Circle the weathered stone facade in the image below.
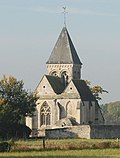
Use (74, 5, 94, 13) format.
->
(46, 126, 91, 139)
(26, 26, 104, 137)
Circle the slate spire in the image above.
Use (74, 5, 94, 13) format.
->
(46, 27, 82, 65)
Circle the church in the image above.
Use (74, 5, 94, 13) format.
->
(26, 26, 104, 137)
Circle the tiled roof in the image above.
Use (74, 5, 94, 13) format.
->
(73, 80, 96, 101)
(45, 74, 97, 102)
(45, 75, 65, 94)
(46, 27, 82, 65)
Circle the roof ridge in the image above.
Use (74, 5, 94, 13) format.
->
(66, 28, 82, 65)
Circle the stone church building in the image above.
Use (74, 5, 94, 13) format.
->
(26, 26, 104, 137)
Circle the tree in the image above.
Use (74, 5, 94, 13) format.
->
(85, 80, 108, 101)
(0, 75, 37, 139)
(101, 101, 120, 125)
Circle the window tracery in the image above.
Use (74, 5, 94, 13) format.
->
(40, 102, 51, 126)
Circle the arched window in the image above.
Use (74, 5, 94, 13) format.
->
(40, 102, 51, 126)
(61, 71, 68, 86)
(66, 101, 72, 117)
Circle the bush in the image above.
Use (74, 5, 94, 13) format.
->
(0, 123, 31, 140)
(0, 142, 10, 152)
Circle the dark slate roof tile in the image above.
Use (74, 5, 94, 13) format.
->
(46, 27, 82, 65)
(46, 75, 65, 94)
(73, 80, 96, 101)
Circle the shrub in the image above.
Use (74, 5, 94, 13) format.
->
(92, 142, 111, 149)
(0, 142, 9, 152)
(0, 123, 31, 140)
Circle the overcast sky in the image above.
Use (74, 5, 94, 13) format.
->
(0, 0, 120, 104)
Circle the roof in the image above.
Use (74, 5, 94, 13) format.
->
(39, 75, 97, 102)
(45, 76, 97, 101)
(46, 27, 82, 65)
(73, 80, 96, 101)
(45, 75, 65, 94)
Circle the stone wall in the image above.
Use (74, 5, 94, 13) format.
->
(45, 125, 90, 139)
(45, 125, 120, 139)
(90, 125, 120, 139)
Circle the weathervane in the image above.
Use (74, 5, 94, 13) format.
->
(62, 7, 68, 27)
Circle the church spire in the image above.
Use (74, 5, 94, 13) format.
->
(46, 10, 82, 80)
(46, 27, 82, 65)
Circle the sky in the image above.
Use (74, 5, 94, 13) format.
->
(0, 0, 120, 104)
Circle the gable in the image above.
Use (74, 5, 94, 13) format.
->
(35, 75, 55, 96)
(63, 80, 80, 97)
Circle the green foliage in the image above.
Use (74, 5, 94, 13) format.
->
(85, 80, 108, 101)
(91, 85, 108, 101)
(0, 123, 31, 140)
(0, 141, 10, 152)
(0, 75, 37, 139)
(101, 101, 120, 125)
(0, 139, 15, 152)
(0, 75, 37, 124)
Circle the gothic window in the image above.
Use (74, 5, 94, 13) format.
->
(40, 102, 51, 126)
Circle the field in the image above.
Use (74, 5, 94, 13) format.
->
(0, 139, 120, 158)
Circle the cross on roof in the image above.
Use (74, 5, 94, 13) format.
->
(62, 7, 68, 27)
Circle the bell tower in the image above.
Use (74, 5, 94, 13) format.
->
(46, 27, 82, 84)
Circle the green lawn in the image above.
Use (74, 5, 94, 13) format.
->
(0, 139, 120, 158)
(0, 149, 120, 158)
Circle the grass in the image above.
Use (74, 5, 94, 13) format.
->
(0, 149, 120, 158)
(0, 139, 120, 158)
(12, 139, 120, 151)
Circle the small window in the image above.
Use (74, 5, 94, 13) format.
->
(70, 87, 72, 90)
(43, 86, 45, 88)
